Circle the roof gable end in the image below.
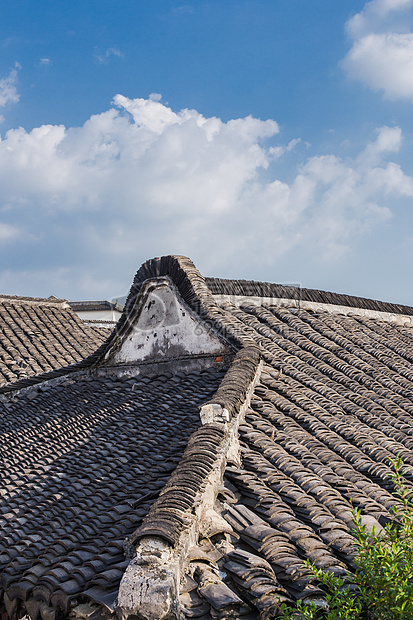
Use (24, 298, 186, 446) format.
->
(101, 276, 230, 367)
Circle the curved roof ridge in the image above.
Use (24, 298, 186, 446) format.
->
(126, 345, 262, 548)
(104, 255, 260, 358)
(206, 276, 413, 316)
(127, 255, 216, 314)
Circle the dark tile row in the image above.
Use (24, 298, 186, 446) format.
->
(0, 367, 225, 620)
(180, 302, 413, 618)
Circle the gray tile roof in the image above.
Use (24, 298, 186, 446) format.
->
(0, 367, 225, 619)
(2, 255, 413, 620)
(0, 295, 111, 387)
(124, 273, 413, 618)
(211, 303, 413, 617)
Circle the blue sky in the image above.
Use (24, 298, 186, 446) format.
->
(1, 0, 413, 304)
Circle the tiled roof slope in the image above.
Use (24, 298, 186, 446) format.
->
(0, 367, 225, 620)
(174, 301, 413, 618)
(0, 295, 110, 387)
(3, 256, 413, 620)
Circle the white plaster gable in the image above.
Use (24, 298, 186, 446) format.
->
(107, 277, 228, 365)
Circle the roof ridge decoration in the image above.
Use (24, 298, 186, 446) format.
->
(121, 256, 261, 352)
(99, 276, 231, 373)
(0, 256, 225, 393)
(116, 346, 263, 620)
(0, 256, 261, 393)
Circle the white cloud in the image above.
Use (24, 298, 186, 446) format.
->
(95, 47, 124, 63)
(343, 33, 413, 100)
(0, 96, 411, 297)
(357, 125, 402, 165)
(39, 58, 51, 66)
(0, 222, 21, 241)
(346, 0, 412, 39)
(172, 5, 194, 15)
(342, 0, 413, 101)
(0, 63, 20, 107)
(106, 47, 123, 58)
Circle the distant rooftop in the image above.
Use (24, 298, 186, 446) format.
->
(0, 293, 69, 306)
(0, 293, 111, 386)
(68, 300, 124, 312)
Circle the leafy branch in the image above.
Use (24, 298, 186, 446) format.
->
(275, 457, 413, 619)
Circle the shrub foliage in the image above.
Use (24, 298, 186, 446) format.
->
(277, 457, 413, 619)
